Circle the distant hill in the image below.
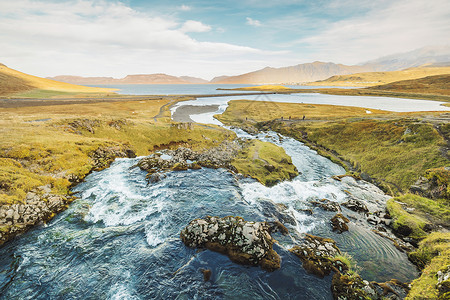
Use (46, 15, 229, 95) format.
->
(367, 74, 450, 96)
(179, 76, 209, 84)
(0, 64, 115, 97)
(210, 61, 374, 84)
(363, 45, 450, 71)
(49, 74, 208, 85)
(305, 66, 450, 87)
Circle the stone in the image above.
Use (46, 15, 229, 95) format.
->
(311, 199, 341, 212)
(180, 216, 280, 271)
(201, 269, 212, 282)
(290, 234, 342, 278)
(330, 214, 349, 233)
(342, 198, 369, 213)
(367, 215, 380, 225)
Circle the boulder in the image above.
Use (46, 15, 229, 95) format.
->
(311, 199, 341, 212)
(330, 214, 349, 233)
(342, 198, 369, 213)
(180, 216, 280, 271)
(290, 234, 343, 277)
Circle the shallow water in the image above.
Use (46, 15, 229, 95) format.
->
(171, 93, 449, 121)
(86, 84, 356, 95)
(0, 129, 418, 299)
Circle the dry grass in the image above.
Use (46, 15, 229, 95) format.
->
(0, 64, 116, 97)
(216, 100, 391, 125)
(0, 99, 233, 205)
(306, 66, 450, 87)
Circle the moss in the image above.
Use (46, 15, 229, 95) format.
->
(386, 198, 429, 240)
(396, 194, 450, 225)
(407, 233, 450, 300)
(231, 139, 298, 186)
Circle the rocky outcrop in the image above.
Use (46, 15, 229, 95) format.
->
(137, 141, 241, 180)
(289, 234, 345, 277)
(1, 144, 136, 246)
(180, 216, 281, 271)
(342, 198, 369, 213)
(437, 265, 450, 299)
(0, 185, 74, 246)
(291, 234, 408, 300)
(330, 214, 349, 233)
(410, 167, 450, 200)
(67, 119, 100, 134)
(91, 145, 136, 172)
(311, 198, 341, 212)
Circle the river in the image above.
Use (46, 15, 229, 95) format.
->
(0, 122, 418, 299)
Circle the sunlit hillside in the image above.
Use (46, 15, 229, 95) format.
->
(307, 66, 450, 87)
(0, 64, 116, 97)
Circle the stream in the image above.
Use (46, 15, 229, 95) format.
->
(0, 104, 419, 299)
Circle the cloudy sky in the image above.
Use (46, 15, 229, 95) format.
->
(0, 0, 449, 79)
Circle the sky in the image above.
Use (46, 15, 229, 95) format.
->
(0, 0, 449, 80)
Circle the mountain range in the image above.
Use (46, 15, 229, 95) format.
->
(42, 45, 450, 85)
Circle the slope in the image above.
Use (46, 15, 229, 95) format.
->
(306, 66, 450, 87)
(0, 64, 116, 97)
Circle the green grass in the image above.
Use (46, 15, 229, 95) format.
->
(406, 232, 450, 299)
(396, 194, 450, 225)
(386, 198, 429, 240)
(231, 139, 298, 186)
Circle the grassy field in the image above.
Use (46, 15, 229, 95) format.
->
(216, 100, 390, 125)
(0, 64, 116, 97)
(305, 66, 450, 87)
(0, 99, 233, 205)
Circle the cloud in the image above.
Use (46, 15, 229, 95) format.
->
(180, 20, 211, 33)
(294, 0, 450, 63)
(246, 17, 262, 27)
(179, 4, 191, 11)
(0, 0, 282, 78)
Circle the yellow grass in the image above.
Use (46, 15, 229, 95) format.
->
(216, 100, 391, 125)
(0, 64, 116, 96)
(306, 66, 450, 87)
(0, 99, 233, 204)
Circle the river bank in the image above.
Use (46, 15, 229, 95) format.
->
(214, 100, 449, 299)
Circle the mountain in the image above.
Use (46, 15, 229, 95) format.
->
(49, 74, 208, 85)
(179, 76, 209, 84)
(210, 62, 374, 84)
(0, 64, 115, 96)
(305, 66, 450, 87)
(363, 45, 450, 71)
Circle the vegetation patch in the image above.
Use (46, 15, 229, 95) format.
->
(386, 198, 429, 241)
(407, 232, 450, 299)
(231, 139, 298, 186)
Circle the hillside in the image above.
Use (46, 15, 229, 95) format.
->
(0, 64, 116, 97)
(49, 74, 208, 85)
(306, 66, 450, 87)
(367, 74, 450, 96)
(210, 61, 374, 84)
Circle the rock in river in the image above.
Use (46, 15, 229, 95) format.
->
(180, 216, 281, 271)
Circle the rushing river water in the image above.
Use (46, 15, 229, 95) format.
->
(0, 125, 418, 299)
